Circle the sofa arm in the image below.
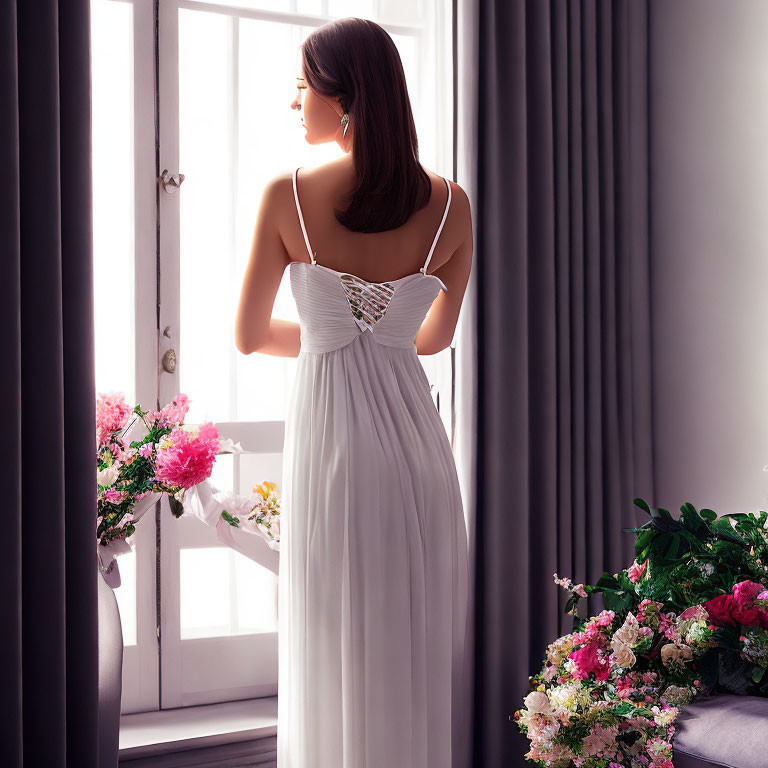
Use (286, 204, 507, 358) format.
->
(673, 693, 768, 768)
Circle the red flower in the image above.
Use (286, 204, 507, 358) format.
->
(703, 580, 768, 629)
(703, 593, 736, 627)
(732, 580, 768, 629)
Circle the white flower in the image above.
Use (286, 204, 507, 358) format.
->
(548, 683, 583, 714)
(217, 437, 245, 455)
(212, 490, 258, 518)
(651, 704, 678, 726)
(97, 463, 121, 487)
(661, 643, 691, 666)
(660, 643, 679, 665)
(613, 612, 640, 646)
(523, 690, 553, 715)
(611, 641, 637, 669)
(563, 658, 580, 677)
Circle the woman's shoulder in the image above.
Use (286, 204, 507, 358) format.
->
(419, 168, 471, 239)
(262, 161, 348, 203)
(419, 167, 469, 215)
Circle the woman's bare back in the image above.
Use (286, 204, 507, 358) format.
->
(279, 156, 466, 283)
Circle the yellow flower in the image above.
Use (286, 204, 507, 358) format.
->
(252, 480, 277, 498)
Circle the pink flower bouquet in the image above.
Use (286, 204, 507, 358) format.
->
(96, 391, 220, 581)
(515, 499, 768, 767)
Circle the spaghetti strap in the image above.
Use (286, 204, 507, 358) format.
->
(420, 176, 452, 275)
(292, 167, 317, 265)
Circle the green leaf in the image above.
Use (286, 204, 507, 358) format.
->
(751, 665, 766, 684)
(564, 593, 580, 615)
(710, 517, 748, 547)
(635, 529, 655, 557)
(168, 495, 185, 518)
(595, 572, 621, 590)
(664, 534, 682, 560)
(700, 508, 717, 521)
(601, 588, 633, 614)
(221, 510, 241, 528)
(633, 498, 652, 516)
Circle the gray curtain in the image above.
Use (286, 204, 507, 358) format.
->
(0, 2, 99, 766)
(472, 1, 655, 765)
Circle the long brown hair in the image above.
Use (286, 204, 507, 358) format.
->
(301, 17, 431, 234)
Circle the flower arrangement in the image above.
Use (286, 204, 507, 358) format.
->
(96, 391, 221, 573)
(217, 480, 281, 550)
(514, 498, 768, 767)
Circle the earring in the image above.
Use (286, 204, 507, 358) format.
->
(340, 112, 349, 138)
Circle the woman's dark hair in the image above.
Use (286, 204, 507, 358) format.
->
(301, 17, 431, 233)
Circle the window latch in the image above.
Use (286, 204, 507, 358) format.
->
(159, 169, 185, 194)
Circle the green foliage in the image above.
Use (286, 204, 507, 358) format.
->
(221, 510, 240, 528)
(600, 498, 768, 616)
(168, 495, 185, 519)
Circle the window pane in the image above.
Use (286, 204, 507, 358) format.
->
(91, 0, 135, 403)
(180, 547, 278, 639)
(183, 0, 311, 13)
(178, 10, 345, 425)
(91, 0, 139, 650)
(178, 9, 234, 425)
(180, 548, 230, 637)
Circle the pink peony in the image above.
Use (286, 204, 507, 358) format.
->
(569, 640, 611, 681)
(591, 609, 615, 627)
(154, 422, 219, 489)
(103, 487, 129, 505)
(96, 392, 132, 448)
(581, 722, 619, 758)
(150, 393, 190, 428)
(679, 604, 708, 622)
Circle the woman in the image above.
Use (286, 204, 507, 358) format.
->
(235, 17, 473, 768)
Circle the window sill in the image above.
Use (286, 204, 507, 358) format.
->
(119, 696, 277, 766)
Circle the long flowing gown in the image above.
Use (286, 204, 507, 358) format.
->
(276, 167, 471, 768)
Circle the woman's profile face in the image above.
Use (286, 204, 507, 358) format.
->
(291, 57, 351, 150)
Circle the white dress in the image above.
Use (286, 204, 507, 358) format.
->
(277, 167, 471, 768)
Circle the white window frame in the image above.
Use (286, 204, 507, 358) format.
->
(109, 0, 161, 715)
(103, 0, 455, 714)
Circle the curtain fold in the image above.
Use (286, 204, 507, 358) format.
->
(0, 2, 99, 766)
(472, 1, 654, 764)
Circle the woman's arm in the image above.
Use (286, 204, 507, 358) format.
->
(414, 182, 473, 356)
(249, 317, 301, 357)
(235, 174, 300, 358)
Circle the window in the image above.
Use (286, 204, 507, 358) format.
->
(92, 0, 455, 714)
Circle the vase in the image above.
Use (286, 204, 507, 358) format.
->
(98, 561, 124, 768)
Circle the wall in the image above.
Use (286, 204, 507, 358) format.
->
(650, 0, 768, 514)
